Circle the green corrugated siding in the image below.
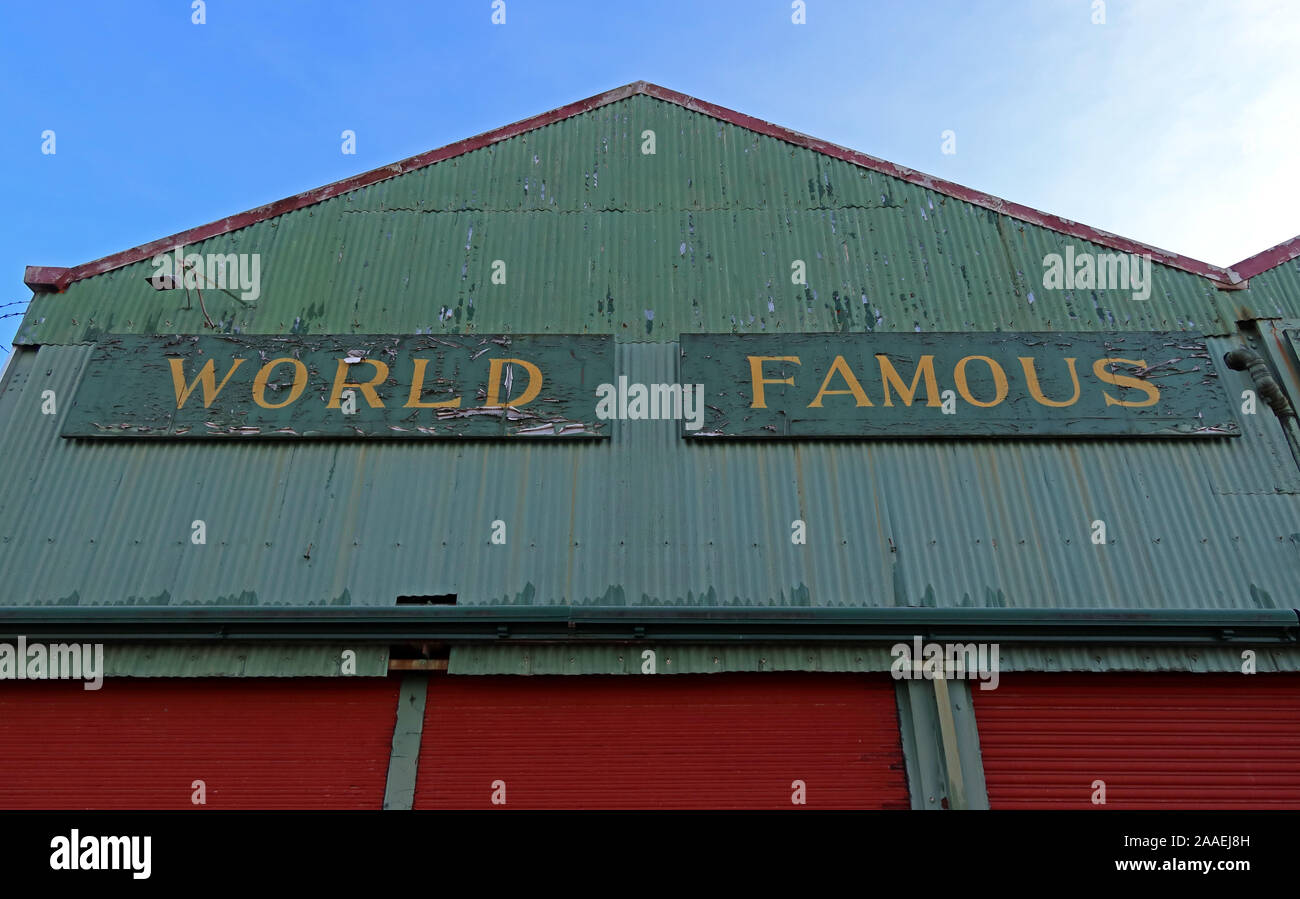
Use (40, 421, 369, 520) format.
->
(1, 337, 1297, 611)
(448, 644, 1300, 674)
(102, 643, 389, 677)
(996, 645, 1300, 673)
(448, 644, 895, 675)
(1242, 257, 1300, 315)
(2, 337, 1300, 610)
(4, 92, 1300, 679)
(14, 96, 1265, 346)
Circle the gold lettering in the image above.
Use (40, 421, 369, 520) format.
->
(405, 358, 462, 408)
(808, 355, 872, 407)
(485, 358, 542, 407)
(1092, 357, 1160, 407)
(953, 355, 1009, 407)
(747, 355, 801, 409)
(1018, 356, 1081, 408)
(877, 354, 940, 407)
(327, 358, 390, 408)
(252, 358, 308, 409)
(169, 357, 245, 409)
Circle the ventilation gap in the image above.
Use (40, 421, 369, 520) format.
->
(396, 593, 457, 605)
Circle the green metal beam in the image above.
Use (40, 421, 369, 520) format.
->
(0, 606, 1294, 645)
(934, 678, 990, 810)
(895, 680, 948, 810)
(382, 674, 429, 810)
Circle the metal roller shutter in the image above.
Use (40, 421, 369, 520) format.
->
(414, 673, 908, 809)
(0, 678, 400, 809)
(974, 673, 1300, 809)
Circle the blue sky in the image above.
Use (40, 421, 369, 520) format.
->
(3, 0, 1297, 352)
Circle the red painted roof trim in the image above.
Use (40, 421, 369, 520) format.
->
(1230, 234, 1300, 281)
(639, 83, 1242, 285)
(26, 80, 1285, 292)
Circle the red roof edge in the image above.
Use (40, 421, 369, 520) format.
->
(24, 80, 1251, 292)
(1229, 234, 1300, 281)
(24, 266, 74, 293)
(637, 83, 1240, 286)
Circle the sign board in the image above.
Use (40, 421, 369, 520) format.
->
(61, 331, 1237, 440)
(61, 334, 612, 438)
(679, 332, 1238, 438)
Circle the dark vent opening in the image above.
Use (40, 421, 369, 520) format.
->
(396, 594, 458, 606)
(388, 644, 451, 662)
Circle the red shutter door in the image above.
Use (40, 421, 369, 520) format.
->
(415, 673, 908, 809)
(0, 678, 399, 809)
(974, 673, 1300, 809)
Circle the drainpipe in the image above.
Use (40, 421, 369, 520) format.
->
(1224, 348, 1300, 468)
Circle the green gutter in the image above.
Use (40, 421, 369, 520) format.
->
(0, 607, 1294, 645)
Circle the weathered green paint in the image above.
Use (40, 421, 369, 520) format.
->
(1283, 327, 1300, 378)
(895, 680, 948, 809)
(4, 340, 1297, 616)
(934, 677, 990, 809)
(680, 332, 1239, 438)
(896, 676, 989, 810)
(5, 85, 1300, 662)
(14, 95, 1270, 350)
(61, 334, 612, 438)
(446, 643, 1300, 675)
(383, 673, 429, 810)
(102, 643, 389, 676)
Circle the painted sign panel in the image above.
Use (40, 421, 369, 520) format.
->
(678, 332, 1238, 438)
(61, 334, 612, 438)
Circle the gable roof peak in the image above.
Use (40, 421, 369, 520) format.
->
(25, 80, 1285, 293)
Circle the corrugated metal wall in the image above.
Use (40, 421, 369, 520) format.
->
(414, 673, 909, 809)
(1244, 258, 1300, 319)
(0, 678, 400, 808)
(3, 92, 1299, 676)
(448, 644, 1300, 675)
(14, 96, 1270, 348)
(2, 339, 1297, 612)
(98, 643, 389, 677)
(975, 673, 1300, 809)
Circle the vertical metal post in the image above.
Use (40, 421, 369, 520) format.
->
(932, 675, 966, 810)
(382, 673, 429, 810)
